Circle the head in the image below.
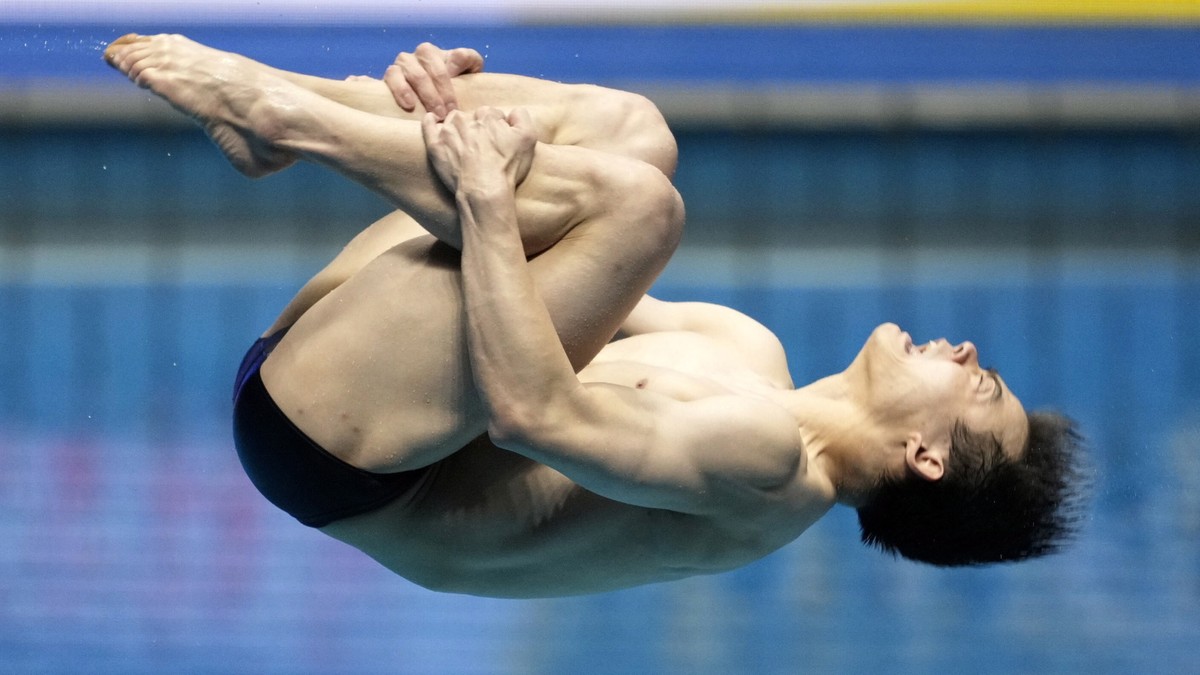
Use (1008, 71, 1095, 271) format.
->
(839, 323, 1086, 566)
(857, 412, 1086, 565)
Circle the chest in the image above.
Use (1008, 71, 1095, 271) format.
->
(579, 331, 778, 401)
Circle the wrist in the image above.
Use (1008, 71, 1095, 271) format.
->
(457, 180, 515, 207)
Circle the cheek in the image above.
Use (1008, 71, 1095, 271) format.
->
(894, 363, 964, 407)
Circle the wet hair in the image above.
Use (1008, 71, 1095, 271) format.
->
(856, 411, 1087, 567)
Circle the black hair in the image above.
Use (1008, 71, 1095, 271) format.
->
(856, 411, 1087, 566)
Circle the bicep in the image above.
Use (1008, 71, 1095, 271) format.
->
(501, 383, 802, 514)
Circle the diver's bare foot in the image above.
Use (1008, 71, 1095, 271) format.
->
(104, 33, 298, 177)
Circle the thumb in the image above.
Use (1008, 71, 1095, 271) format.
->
(507, 107, 535, 133)
(420, 111, 440, 145)
(448, 48, 484, 75)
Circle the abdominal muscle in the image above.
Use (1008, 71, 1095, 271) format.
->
(319, 433, 765, 598)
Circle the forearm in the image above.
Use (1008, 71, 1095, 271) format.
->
(457, 185, 682, 506)
(458, 185, 581, 434)
(429, 104, 683, 465)
(443, 107, 702, 507)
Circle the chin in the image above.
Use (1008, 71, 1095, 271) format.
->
(843, 323, 923, 394)
(842, 323, 901, 381)
(867, 322, 910, 360)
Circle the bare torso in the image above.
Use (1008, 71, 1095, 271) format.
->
(259, 227, 831, 598)
(98, 32, 831, 597)
(319, 327, 831, 598)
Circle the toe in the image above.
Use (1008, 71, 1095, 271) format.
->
(103, 33, 142, 64)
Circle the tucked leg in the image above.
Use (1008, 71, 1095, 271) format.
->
(106, 33, 683, 474)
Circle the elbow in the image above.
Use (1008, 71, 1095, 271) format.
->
(484, 401, 543, 450)
(485, 390, 580, 453)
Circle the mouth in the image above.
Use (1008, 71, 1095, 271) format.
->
(897, 327, 938, 357)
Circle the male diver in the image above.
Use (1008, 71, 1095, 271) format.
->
(105, 34, 1083, 598)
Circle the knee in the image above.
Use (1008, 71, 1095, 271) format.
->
(607, 157, 685, 259)
(646, 165, 685, 253)
(614, 92, 679, 179)
(572, 86, 679, 178)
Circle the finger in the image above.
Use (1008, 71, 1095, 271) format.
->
(414, 44, 457, 117)
(475, 106, 505, 123)
(421, 111, 441, 146)
(398, 52, 447, 119)
(430, 121, 463, 164)
(507, 107, 533, 127)
(413, 41, 443, 58)
(383, 63, 417, 110)
(445, 109, 474, 135)
(446, 47, 484, 76)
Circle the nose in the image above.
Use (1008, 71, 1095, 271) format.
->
(951, 341, 979, 366)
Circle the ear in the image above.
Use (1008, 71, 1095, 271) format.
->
(904, 432, 948, 482)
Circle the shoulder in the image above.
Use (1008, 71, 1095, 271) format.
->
(663, 395, 833, 541)
(620, 297, 792, 386)
(620, 296, 766, 337)
(660, 395, 806, 501)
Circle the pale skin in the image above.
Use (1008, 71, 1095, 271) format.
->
(106, 34, 1030, 598)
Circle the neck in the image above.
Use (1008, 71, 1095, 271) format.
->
(779, 372, 892, 507)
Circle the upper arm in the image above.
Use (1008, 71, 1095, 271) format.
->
(493, 382, 804, 514)
(619, 296, 769, 341)
(616, 297, 793, 386)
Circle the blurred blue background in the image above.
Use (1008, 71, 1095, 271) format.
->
(2, 3, 1200, 673)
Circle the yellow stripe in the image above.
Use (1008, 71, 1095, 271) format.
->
(723, 1, 1200, 25)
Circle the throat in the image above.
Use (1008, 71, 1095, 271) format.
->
(787, 385, 883, 506)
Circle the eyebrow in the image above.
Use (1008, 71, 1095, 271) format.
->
(985, 367, 1004, 402)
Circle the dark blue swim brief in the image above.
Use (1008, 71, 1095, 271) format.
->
(232, 329, 424, 527)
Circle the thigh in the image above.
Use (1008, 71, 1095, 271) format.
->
(264, 210, 429, 335)
(260, 157, 676, 473)
(261, 234, 480, 472)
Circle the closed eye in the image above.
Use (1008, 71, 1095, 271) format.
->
(984, 366, 1004, 402)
